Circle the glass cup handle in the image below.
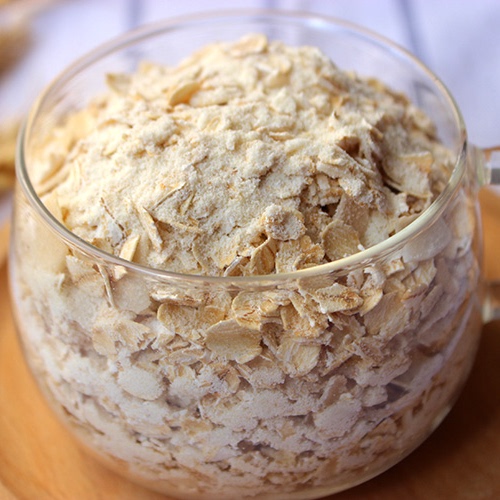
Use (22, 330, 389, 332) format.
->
(478, 145, 500, 322)
(483, 145, 500, 185)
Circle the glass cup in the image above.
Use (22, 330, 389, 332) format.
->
(9, 10, 500, 500)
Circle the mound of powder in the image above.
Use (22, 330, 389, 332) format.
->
(35, 33, 451, 276)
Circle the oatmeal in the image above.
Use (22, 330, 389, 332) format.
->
(12, 34, 482, 499)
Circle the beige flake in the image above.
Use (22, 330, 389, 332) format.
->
(106, 73, 132, 95)
(260, 204, 306, 241)
(229, 33, 268, 56)
(231, 290, 287, 330)
(91, 306, 151, 356)
(308, 283, 363, 314)
(113, 234, 140, 279)
(275, 236, 325, 273)
(244, 238, 277, 275)
(363, 291, 411, 339)
(313, 393, 362, 438)
(119, 234, 140, 262)
(157, 301, 226, 340)
(321, 219, 362, 261)
(118, 365, 163, 400)
(277, 337, 321, 377)
(205, 320, 262, 364)
(136, 205, 163, 252)
(167, 80, 200, 107)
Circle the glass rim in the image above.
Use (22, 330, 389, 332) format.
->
(16, 8, 468, 287)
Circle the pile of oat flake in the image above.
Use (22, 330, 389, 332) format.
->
(14, 34, 480, 499)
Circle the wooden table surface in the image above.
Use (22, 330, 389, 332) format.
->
(1, 190, 500, 500)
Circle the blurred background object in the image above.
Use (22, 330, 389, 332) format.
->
(0, 119, 17, 191)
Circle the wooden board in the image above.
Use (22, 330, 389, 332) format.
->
(1, 189, 500, 500)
